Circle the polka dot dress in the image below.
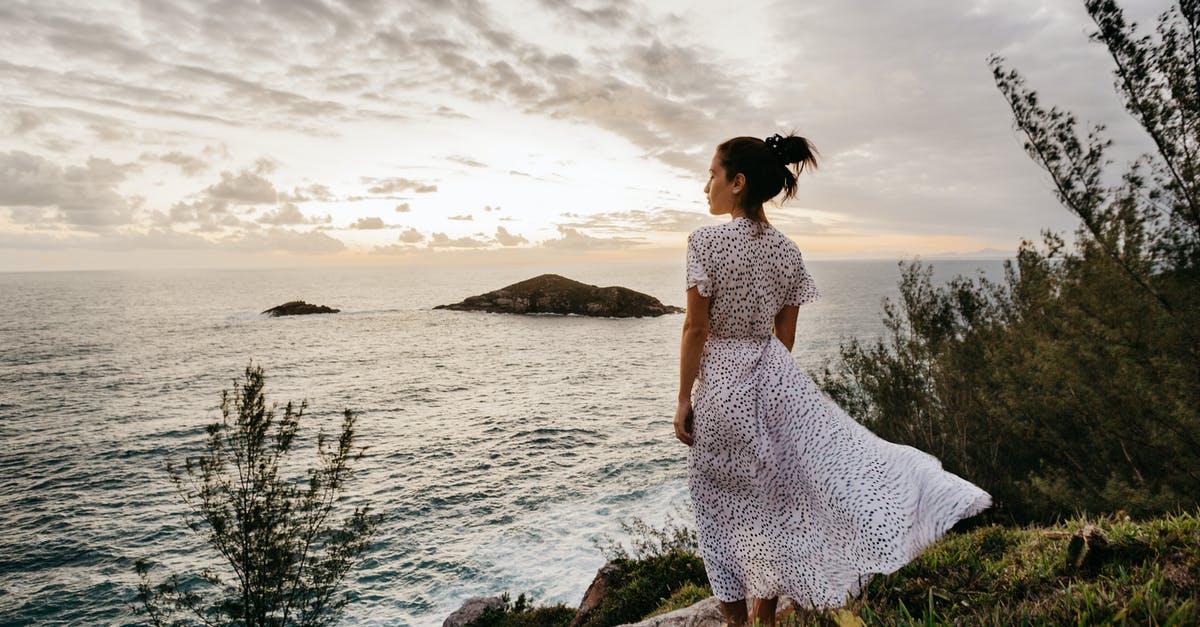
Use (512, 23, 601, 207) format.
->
(684, 217, 992, 606)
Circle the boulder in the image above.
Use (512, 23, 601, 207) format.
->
(261, 301, 340, 317)
(619, 597, 801, 627)
(618, 597, 725, 626)
(434, 274, 683, 318)
(570, 561, 623, 626)
(443, 595, 505, 627)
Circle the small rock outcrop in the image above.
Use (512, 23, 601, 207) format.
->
(618, 596, 725, 626)
(434, 274, 683, 318)
(571, 561, 623, 626)
(620, 597, 800, 627)
(261, 301, 340, 317)
(443, 595, 505, 627)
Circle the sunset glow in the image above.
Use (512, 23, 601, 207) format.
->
(0, 0, 1163, 271)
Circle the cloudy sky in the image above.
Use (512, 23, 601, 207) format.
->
(0, 0, 1167, 271)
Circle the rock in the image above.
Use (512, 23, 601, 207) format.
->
(434, 274, 684, 318)
(443, 595, 505, 627)
(1066, 523, 1110, 571)
(261, 300, 340, 317)
(570, 561, 623, 627)
(618, 597, 725, 626)
(619, 597, 799, 627)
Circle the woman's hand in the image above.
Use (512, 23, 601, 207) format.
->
(674, 398, 694, 446)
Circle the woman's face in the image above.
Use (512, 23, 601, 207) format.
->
(704, 151, 740, 216)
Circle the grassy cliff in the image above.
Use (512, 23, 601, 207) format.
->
(470, 511, 1200, 626)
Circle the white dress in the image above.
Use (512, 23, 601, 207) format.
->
(685, 217, 992, 605)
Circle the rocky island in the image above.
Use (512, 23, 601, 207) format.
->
(261, 301, 340, 317)
(434, 274, 683, 317)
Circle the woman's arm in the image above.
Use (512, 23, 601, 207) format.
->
(675, 286, 710, 446)
(773, 305, 799, 352)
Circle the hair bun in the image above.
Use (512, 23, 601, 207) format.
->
(764, 133, 812, 165)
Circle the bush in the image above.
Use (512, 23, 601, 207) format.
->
(466, 593, 576, 627)
(819, 0, 1200, 523)
(132, 363, 383, 626)
(580, 510, 709, 627)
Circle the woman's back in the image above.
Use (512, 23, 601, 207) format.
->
(687, 217, 819, 339)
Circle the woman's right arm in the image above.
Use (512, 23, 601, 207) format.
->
(675, 286, 710, 446)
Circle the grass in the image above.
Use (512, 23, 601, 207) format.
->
(469, 510, 1200, 626)
(772, 511, 1200, 626)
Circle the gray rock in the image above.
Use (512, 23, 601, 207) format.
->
(619, 597, 726, 626)
(443, 595, 505, 627)
(619, 596, 798, 627)
(261, 300, 340, 316)
(570, 561, 623, 627)
(434, 274, 683, 318)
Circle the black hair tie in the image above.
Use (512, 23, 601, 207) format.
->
(764, 133, 789, 163)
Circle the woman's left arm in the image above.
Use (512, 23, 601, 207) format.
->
(675, 286, 710, 446)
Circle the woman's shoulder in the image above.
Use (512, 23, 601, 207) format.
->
(687, 223, 720, 245)
(765, 224, 806, 255)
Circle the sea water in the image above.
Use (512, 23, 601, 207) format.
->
(0, 259, 1001, 626)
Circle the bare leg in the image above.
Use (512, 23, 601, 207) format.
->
(751, 597, 778, 626)
(719, 599, 749, 626)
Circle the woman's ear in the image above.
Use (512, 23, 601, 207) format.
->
(733, 172, 746, 193)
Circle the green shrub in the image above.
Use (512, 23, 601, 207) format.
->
(466, 592, 576, 627)
(578, 550, 709, 627)
(132, 363, 383, 627)
(819, 0, 1200, 524)
(644, 582, 713, 618)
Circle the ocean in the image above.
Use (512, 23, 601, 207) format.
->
(0, 259, 1003, 626)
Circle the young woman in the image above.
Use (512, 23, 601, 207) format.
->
(674, 133, 991, 626)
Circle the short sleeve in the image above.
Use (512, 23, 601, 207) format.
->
(784, 254, 819, 306)
(685, 230, 712, 297)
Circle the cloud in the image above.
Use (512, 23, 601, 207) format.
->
(141, 150, 209, 176)
(6, 108, 50, 134)
(398, 227, 424, 243)
(162, 198, 247, 232)
(495, 225, 527, 246)
(540, 225, 645, 250)
(448, 213, 473, 220)
(429, 231, 490, 248)
(362, 176, 438, 194)
(482, 205, 500, 212)
(1, 0, 1135, 265)
(0, 227, 215, 251)
(280, 183, 336, 202)
(433, 105, 470, 119)
(557, 208, 712, 233)
(205, 168, 278, 204)
(221, 227, 346, 254)
(536, 0, 632, 29)
(350, 216, 386, 229)
(447, 155, 486, 168)
(257, 202, 329, 225)
(0, 150, 138, 230)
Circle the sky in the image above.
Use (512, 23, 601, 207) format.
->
(0, 0, 1170, 271)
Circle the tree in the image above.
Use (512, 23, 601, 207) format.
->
(133, 363, 383, 626)
(820, 0, 1200, 522)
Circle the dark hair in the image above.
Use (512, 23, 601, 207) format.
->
(717, 133, 819, 225)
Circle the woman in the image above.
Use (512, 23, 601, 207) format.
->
(674, 133, 991, 626)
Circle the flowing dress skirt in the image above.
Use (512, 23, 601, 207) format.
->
(687, 335, 992, 605)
